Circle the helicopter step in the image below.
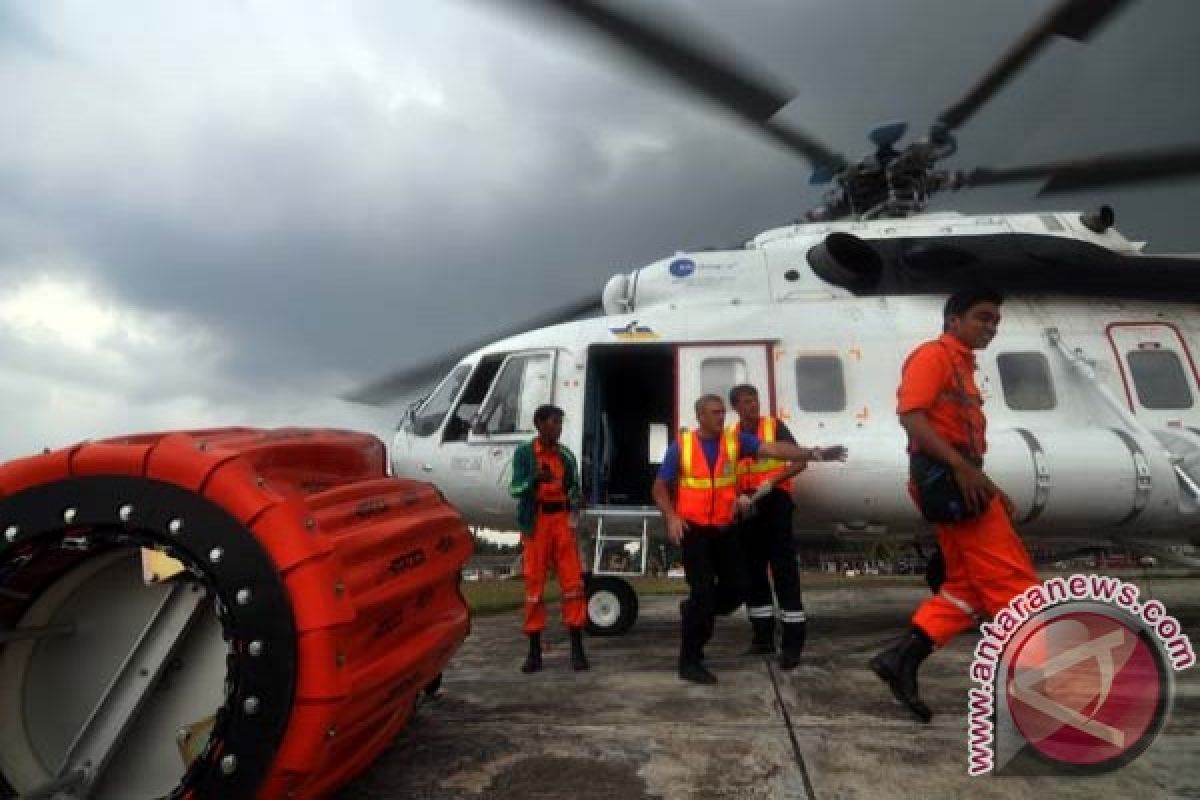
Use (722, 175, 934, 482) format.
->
(581, 506, 663, 636)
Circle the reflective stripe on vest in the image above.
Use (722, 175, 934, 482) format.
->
(733, 417, 793, 493)
(676, 430, 739, 526)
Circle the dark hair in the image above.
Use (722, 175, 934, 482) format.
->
(943, 287, 1003, 323)
(533, 404, 564, 425)
(728, 384, 758, 405)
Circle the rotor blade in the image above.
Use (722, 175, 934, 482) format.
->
(935, 0, 1131, 134)
(508, 0, 844, 170)
(343, 295, 603, 406)
(342, 354, 465, 407)
(962, 143, 1200, 194)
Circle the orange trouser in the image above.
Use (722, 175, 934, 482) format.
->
(912, 496, 1038, 647)
(521, 511, 587, 634)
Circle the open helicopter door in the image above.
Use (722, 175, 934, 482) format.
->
(465, 349, 559, 518)
(579, 340, 776, 639)
(675, 342, 775, 429)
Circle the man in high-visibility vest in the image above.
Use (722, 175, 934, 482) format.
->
(870, 287, 1038, 722)
(729, 384, 835, 670)
(652, 394, 843, 684)
(510, 404, 589, 673)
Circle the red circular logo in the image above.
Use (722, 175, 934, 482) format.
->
(1005, 611, 1168, 769)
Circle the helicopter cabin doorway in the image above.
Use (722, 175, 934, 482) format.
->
(582, 340, 777, 507)
(583, 343, 674, 508)
(579, 341, 775, 632)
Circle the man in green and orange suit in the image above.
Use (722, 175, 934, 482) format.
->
(510, 404, 589, 673)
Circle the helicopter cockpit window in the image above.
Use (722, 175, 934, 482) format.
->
(411, 364, 472, 437)
(794, 355, 846, 412)
(443, 355, 505, 442)
(997, 352, 1056, 411)
(1127, 349, 1194, 410)
(473, 352, 555, 436)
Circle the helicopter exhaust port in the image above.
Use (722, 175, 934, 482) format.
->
(806, 232, 884, 292)
(0, 428, 472, 800)
(1080, 205, 1115, 233)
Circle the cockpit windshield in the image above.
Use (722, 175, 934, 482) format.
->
(409, 364, 471, 437)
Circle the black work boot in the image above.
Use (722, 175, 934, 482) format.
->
(680, 599, 707, 663)
(744, 616, 776, 655)
(869, 627, 934, 722)
(678, 660, 718, 685)
(569, 627, 590, 671)
(520, 632, 543, 674)
(778, 619, 807, 670)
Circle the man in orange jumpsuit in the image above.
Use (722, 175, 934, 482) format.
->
(510, 404, 588, 673)
(870, 287, 1038, 722)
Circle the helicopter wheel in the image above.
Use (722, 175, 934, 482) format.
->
(585, 576, 638, 636)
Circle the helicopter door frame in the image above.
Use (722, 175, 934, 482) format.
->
(674, 341, 777, 431)
(1105, 322, 1200, 421)
(466, 348, 560, 445)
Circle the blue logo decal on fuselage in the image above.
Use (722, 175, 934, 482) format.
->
(669, 258, 696, 278)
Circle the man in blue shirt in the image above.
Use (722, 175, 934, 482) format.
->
(652, 394, 816, 684)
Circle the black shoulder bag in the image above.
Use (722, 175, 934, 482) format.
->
(908, 345, 984, 524)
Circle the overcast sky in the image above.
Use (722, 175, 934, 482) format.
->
(2, 0, 1199, 460)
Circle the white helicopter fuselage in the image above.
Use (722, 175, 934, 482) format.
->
(391, 211, 1200, 544)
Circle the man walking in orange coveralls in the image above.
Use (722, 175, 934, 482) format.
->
(510, 404, 589, 673)
(870, 287, 1037, 722)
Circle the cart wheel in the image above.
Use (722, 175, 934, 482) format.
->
(585, 576, 638, 636)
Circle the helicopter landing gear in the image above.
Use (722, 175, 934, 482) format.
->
(584, 575, 639, 636)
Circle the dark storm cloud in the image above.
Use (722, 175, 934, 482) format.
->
(2, 0, 1198, 413)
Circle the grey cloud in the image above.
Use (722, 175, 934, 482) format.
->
(0, 1, 57, 58)
(1, 0, 1198, 434)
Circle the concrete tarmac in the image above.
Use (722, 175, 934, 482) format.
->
(337, 578, 1200, 800)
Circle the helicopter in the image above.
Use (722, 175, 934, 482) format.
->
(348, 0, 1200, 635)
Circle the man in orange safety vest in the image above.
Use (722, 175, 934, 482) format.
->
(653, 394, 845, 684)
(729, 384, 837, 670)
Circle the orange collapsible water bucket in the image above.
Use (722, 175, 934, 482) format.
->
(0, 428, 471, 799)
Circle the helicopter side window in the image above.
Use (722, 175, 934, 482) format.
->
(794, 355, 846, 412)
(996, 352, 1056, 411)
(410, 364, 471, 437)
(1127, 349, 1194, 410)
(700, 357, 747, 400)
(473, 352, 555, 436)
